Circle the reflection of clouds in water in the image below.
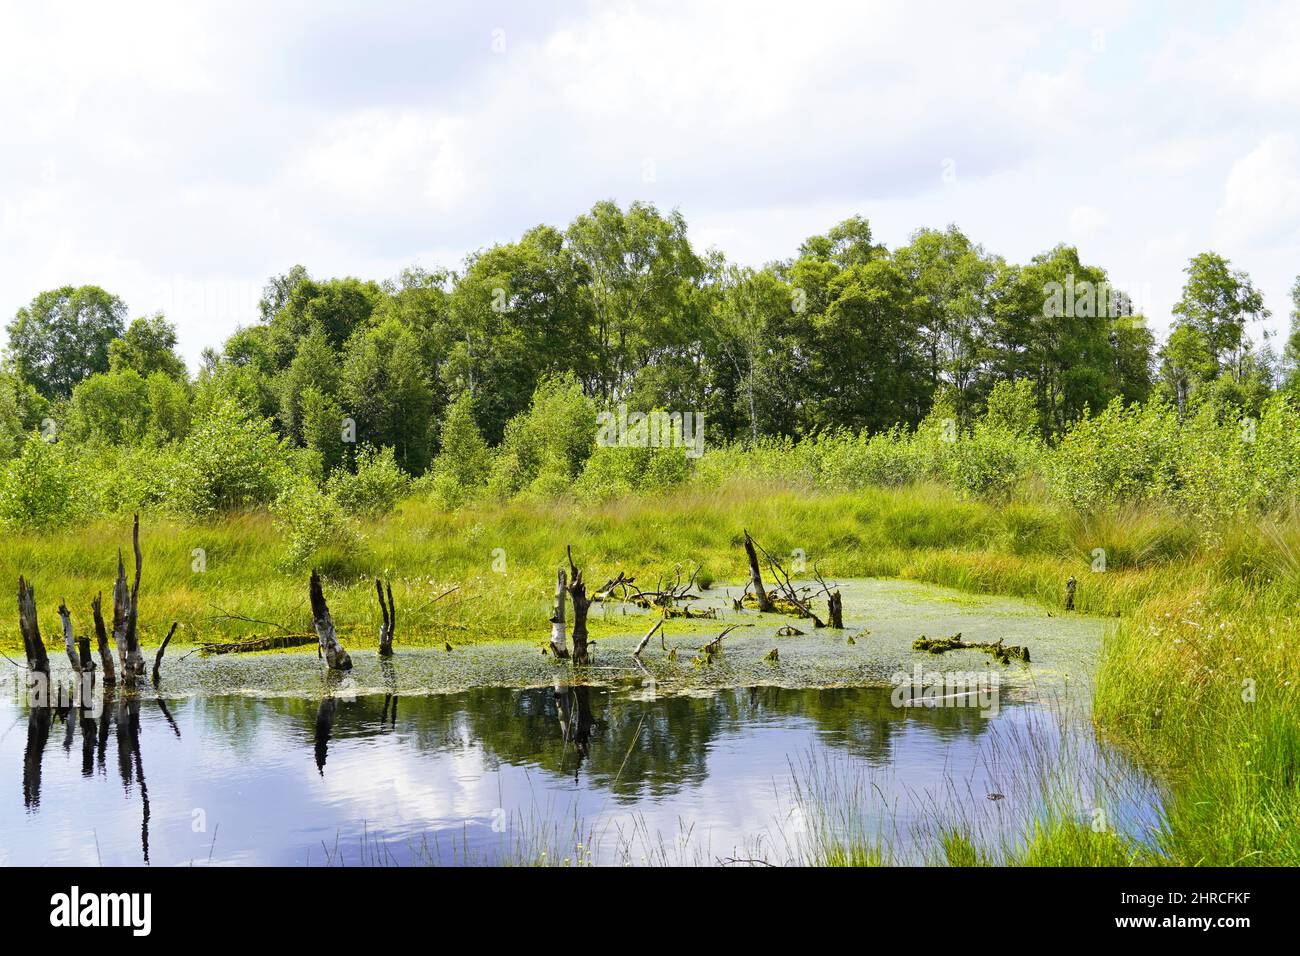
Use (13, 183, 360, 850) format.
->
(0, 684, 1161, 866)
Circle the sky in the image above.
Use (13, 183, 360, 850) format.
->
(1, 0, 1298, 369)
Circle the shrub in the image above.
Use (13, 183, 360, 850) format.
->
(165, 398, 293, 517)
(272, 476, 356, 567)
(0, 434, 80, 528)
(487, 375, 596, 499)
(327, 445, 410, 517)
(427, 392, 492, 507)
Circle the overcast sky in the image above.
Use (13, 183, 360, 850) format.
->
(2, 0, 1298, 369)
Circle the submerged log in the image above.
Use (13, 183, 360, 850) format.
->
(91, 592, 115, 686)
(58, 601, 80, 672)
(376, 578, 396, 657)
(549, 568, 569, 659)
(151, 622, 178, 687)
(743, 531, 775, 613)
(17, 576, 50, 676)
(913, 633, 1030, 665)
(310, 570, 353, 671)
(566, 547, 592, 666)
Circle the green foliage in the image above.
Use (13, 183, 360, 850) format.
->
(426, 391, 492, 507)
(327, 444, 410, 517)
(166, 398, 292, 516)
(109, 313, 188, 381)
(6, 285, 127, 398)
(487, 375, 597, 500)
(272, 475, 356, 567)
(0, 435, 79, 528)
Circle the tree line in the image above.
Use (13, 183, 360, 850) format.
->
(3, 199, 1297, 474)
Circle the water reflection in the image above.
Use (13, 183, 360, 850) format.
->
(2, 681, 1151, 866)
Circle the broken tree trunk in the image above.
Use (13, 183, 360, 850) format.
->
(743, 531, 775, 612)
(58, 601, 80, 672)
(77, 636, 95, 673)
(151, 622, 177, 687)
(17, 576, 50, 677)
(376, 578, 396, 657)
(549, 568, 569, 659)
(828, 590, 844, 629)
(1065, 575, 1077, 612)
(310, 570, 353, 671)
(566, 547, 592, 666)
(91, 592, 115, 686)
(113, 515, 147, 687)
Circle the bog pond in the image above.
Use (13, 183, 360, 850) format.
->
(0, 579, 1166, 865)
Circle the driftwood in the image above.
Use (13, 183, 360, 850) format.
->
(17, 576, 49, 676)
(632, 617, 664, 658)
(310, 570, 352, 671)
(151, 622, 178, 686)
(91, 592, 114, 685)
(743, 532, 775, 612)
(695, 623, 748, 666)
(549, 568, 569, 659)
(376, 578, 396, 657)
(58, 601, 80, 672)
(913, 633, 1030, 665)
(566, 546, 593, 666)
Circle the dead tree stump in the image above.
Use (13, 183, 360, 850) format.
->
(58, 601, 81, 672)
(310, 570, 353, 671)
(1065, 575, 1077, 612)
(566, 547, 592, 666)
(376, 578, 396, 657)
(112, 515, 147, 687)
(91, 592, 115, 686)
(549, 568, 569, 659)
(743, 530, 775, 612)
(828, 590, 844, 629)
(17, 576, 50, 677)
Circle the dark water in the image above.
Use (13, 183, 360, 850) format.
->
(0, 684, 1159, 866)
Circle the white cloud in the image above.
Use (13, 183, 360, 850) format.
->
(1216, 133, 1300, 247)
(1, 0, 1298, 364)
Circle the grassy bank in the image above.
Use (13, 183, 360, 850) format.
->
(4, 480, 1298, 865)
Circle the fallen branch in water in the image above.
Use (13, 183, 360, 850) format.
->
(913, 633, 1030, 665)
(197, 633, 318, 655)
(152, 622, 178, 686)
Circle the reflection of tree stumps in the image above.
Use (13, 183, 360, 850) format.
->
(80, 706, 97, 777)
(554, 683, 595, 779)
(23, 706, 52, 810)
(380, 658, 398, 727)
(314, 696, 338, 775)
(114, 696, 149, 863)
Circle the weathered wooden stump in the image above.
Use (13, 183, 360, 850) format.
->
(828, 590, 844, 629)
(565, 547, 592, 666)
(58, 601, 81, 672)
(17, 576, 50, 678)
(743, 530, 775, 612)
(91, 592, 115, 686)
(310, 570, 352, 671)
(1065, 575, 1077, 612)
(112, 516, 147, 687)
(549, 568, 570, 659)
(376, 578, 396, 657)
